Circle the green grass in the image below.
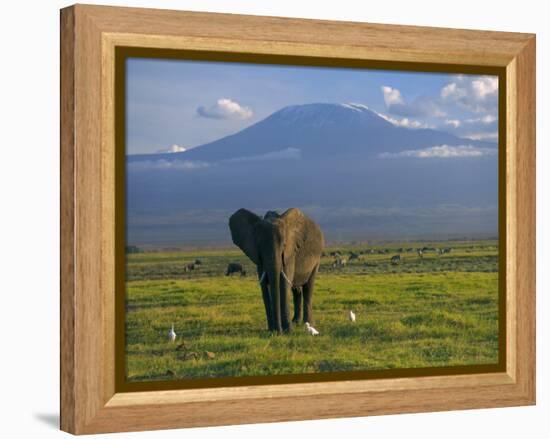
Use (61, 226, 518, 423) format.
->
(125, 240, 499, 382)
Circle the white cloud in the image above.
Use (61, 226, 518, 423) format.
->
(440, 75, 498, 113)
(128, 148, 301, 171)
(463, 132, 499, 141)
(380, 86, 444, 118)
(465, 115, 497, 124)
(381, 86, 404, 106)
(379, 144, 497, 159)
(376, 111, 431, 129)
(472, 77, 498, 99)
(445, 119, 461, 128)
(196, 98, 253, 120)
(438, 113, 498, 142)
(224, 147, 301, 163)
(155, 144, 187, 154)
(128, 159, 210, 171)
(441, 83, 466, 99)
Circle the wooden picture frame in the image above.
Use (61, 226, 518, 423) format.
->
(60, 4, 536, 434)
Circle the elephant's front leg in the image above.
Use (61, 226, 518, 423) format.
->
(259, 276, 274, 331)
(292, 287, 302, 323)
(280, 275, 292, 333)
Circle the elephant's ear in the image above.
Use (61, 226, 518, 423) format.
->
(229, 209, 261, 265)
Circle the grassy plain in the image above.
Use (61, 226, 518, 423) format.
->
(125, 241, 499, 382)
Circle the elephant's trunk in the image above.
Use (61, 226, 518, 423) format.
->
(268, 266, 282, 334)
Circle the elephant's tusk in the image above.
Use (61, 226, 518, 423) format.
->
(281, 270, 292, 285)
(259, 271, 266, 284)
(259, 270, 292, 285)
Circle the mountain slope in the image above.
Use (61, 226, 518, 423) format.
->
(128, 103, 496, 163)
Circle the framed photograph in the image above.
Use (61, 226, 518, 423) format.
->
(60, 4, 536, 434)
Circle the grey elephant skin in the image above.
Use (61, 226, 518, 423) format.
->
(229, 208, 325, 334)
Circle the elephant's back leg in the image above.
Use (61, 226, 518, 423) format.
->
(292, 287, 302, 323)
(302, 264, 319, 324)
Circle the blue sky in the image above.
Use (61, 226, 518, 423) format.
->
(126, 58, 498, 155)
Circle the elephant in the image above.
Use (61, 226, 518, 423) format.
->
(229, 208, 325, 334)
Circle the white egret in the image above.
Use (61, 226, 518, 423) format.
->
(305, 322, 319, 336)
(168, 323, 177, 342)
(349, 310, 356, 322)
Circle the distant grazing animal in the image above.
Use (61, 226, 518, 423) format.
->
(194, 259, 202, 265)
(332, 257, 347, 268)
(406, 248, 414, 253)
(442, 247, 452, 254)
(305, 322, 319, 336)
(417, 249, 424, 258)
(391, 255, 401, 265)
(349, 252, 360, 261)
(226, 262, 246, 276)
(349, 310, 356, 322)
(397, 248, 404, 253)
(168, 324, 176, 342)
(183, 263, 196, 271)
(329, 251, 342, 257)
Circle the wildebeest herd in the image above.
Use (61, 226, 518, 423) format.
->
(325, 245, 452, 267)
(186, 243, 452, 279)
